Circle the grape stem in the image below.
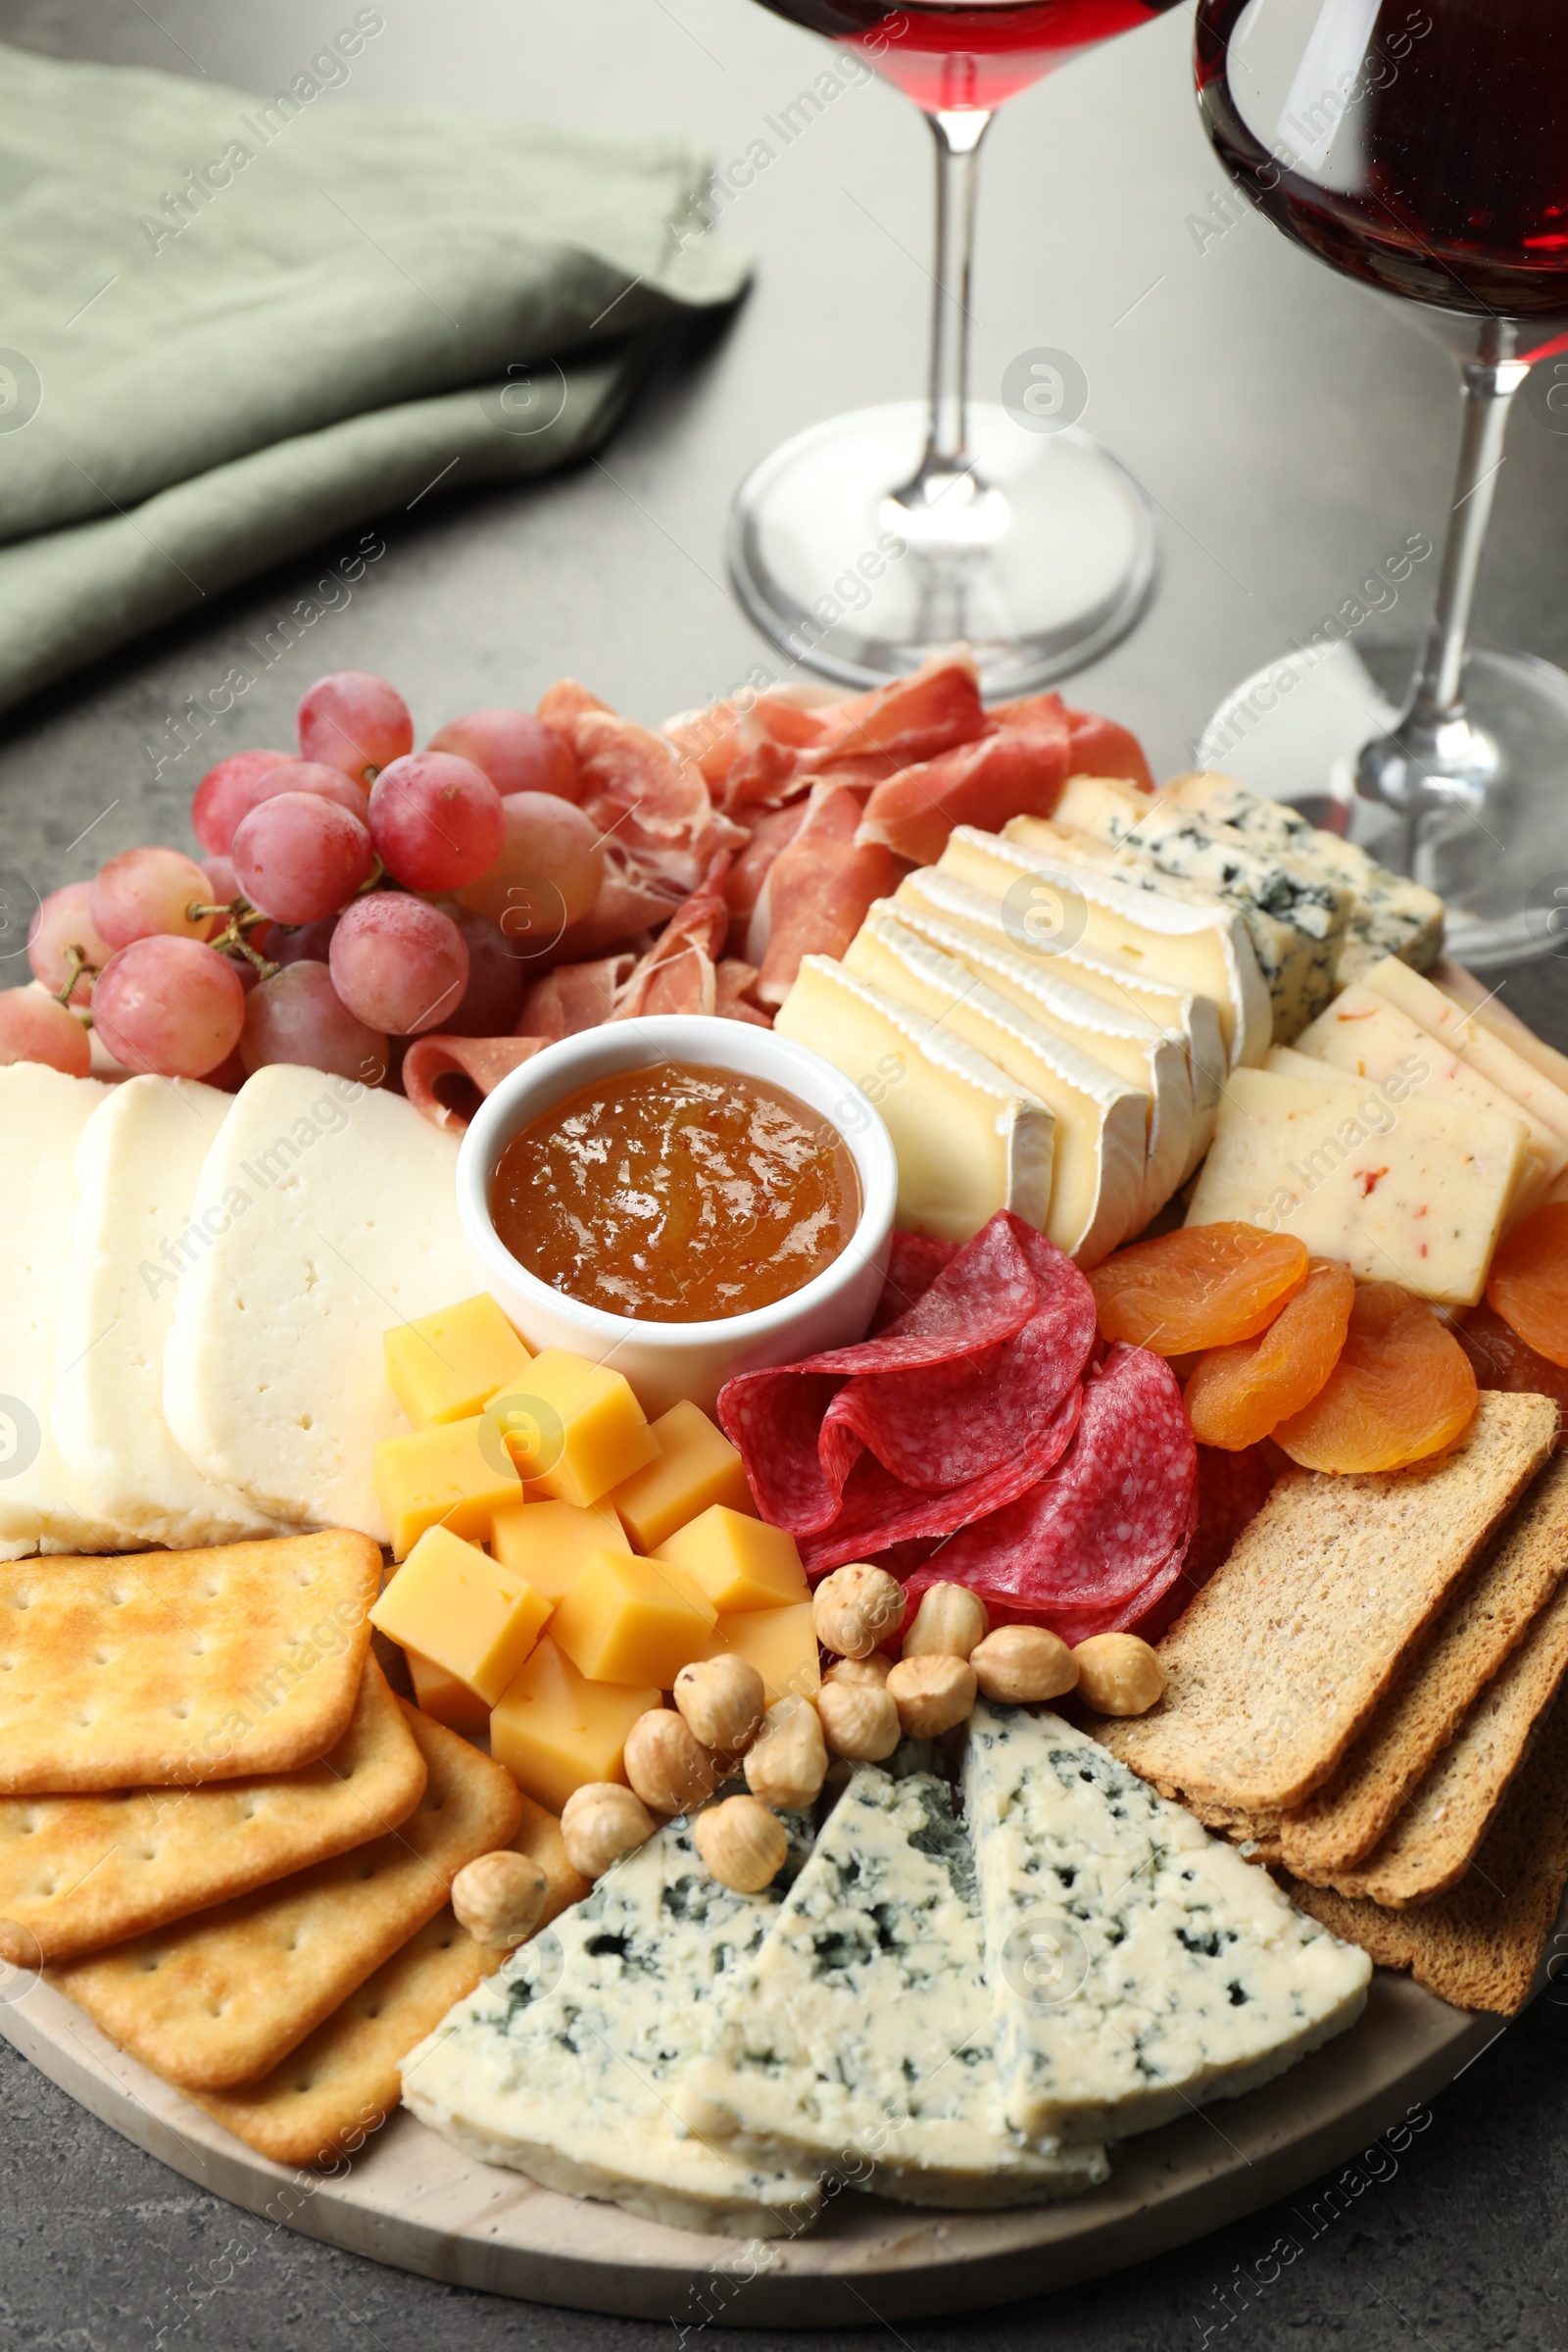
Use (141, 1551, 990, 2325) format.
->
(188, 896, 279, 981)
(52, 943, 99, 1024)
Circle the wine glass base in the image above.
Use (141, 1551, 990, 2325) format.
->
(1196, 640, 1568, 968)
(728, 400, 1159, 697)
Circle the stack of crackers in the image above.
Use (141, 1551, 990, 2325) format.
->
(1097, 1394, 1568, 2016)
(0, 1531, 576, 2167)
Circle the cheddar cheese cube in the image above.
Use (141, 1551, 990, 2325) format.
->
(484, 1348, 659, 1509)
(490, 1494, 630, 1602)
(490, 1636, 660, 1815)
(656, 1504, 808, 1614)
(405, 1647, 491, 1740)
(370, 1524, 551, 1706)
(372, 1414, 521, 1560)
(609, 1400, 755, 1552)
(551, 1548, 717, 1688)
(703, 1601, 820, 1703)
(383, 1293, 531, 1429)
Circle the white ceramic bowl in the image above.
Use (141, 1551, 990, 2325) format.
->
(457, 1014, 898, 1417)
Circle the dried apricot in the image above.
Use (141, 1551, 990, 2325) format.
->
(1273, 1281, 1478, 1474)
(1185, 1261, 1354, 1449)
(1456, 1300, 1568, 1424)
(1089, 1222, 1309, 1355)
(1486, 1200, 1568, 1368)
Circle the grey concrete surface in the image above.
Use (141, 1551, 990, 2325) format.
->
(1, 2, 1566, 2345)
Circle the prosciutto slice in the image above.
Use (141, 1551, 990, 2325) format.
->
(574, 712, 742, 893)
(855, 722, 1071, 865)
(747, 781, 905, 1007)
(517, 954, 633, 1043)
(400, 1034, 549, 1130)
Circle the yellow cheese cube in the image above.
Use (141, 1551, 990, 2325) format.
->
(483, 1349, 659, 1509)
(373, 1414, 522, 1560)
(703, 1601, 820, 1704)
(369, 1524, 551, 1706)
(490, 1636, 659, 1815)
(490, 1494, 630, 1602)
(609, 1400, 756, 1552)
(656, 1505, 808, 1614)
(405, 1647, 490, 1740)
(551, 1548, 717, 1688)
(383, 1293, 532, 1428)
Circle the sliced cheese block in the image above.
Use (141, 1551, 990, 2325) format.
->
(1432, 958, 1568, 1098)
(844, 913, 1149, 1260)
(164, 1065, 470, 1542)
(939, 825, 1270, 1070)
(54, 1077, 292, 1550)
(1186, 1063, 1526, 1306)
(1362, 955, 1568, 1149)
(773, 956, 1054, 1246)
(0, 1063, 121, 1556)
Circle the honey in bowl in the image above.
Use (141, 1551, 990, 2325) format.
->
(490, 1060, 862, 1324)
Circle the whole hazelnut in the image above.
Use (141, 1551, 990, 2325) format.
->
(970, 1624, 1079, 1704)
(812, 1563, 906, 1658)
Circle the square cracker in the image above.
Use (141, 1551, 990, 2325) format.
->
(1099, 1395, 1558, 1812)
(1281, 1453, 1568, 1877)
(511, 1788, 591, 1928)
(192, 1907, 510, 2168)
(1282, 1684, 1568, 2015)
(0, 1531, 382, 1792)
(0, 1658, 426, 1965)
(50, 1702, 520, 2088)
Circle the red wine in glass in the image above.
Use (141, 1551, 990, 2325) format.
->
(757, 0, 1178, 113)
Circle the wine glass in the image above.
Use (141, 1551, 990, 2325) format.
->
(729, 2, 1182, 696)
(1193, 0, 1568, 967)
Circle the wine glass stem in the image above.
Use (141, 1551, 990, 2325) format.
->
(1408, 319, 1527, 727)
(918, 107, 994, 487)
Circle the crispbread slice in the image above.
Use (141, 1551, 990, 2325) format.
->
(0, 1531, 381, 1792)
(1282, 1453, 1568, 1876)
(1098, 1395, 1557, 1812)
(1282, 1686, 1568, 2014)
(191, 1907, 510, 2167)
(0, 1659, 426, 1964)
(50, 1704, 520, 2088)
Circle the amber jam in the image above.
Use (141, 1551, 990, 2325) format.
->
(490, 1060, 862, 1323)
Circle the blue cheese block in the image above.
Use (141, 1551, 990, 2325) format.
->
(684, 1769, 1108, 2209)
(399, 1812, 821, 2238)
(962, 1705, 1372, 2147)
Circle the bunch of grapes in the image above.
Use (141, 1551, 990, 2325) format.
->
(0, 671, 606, 1088)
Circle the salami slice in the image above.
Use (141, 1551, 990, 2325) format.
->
(867, 1232, 958, 1334)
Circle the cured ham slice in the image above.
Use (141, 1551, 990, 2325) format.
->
(612, 852, 732, 1022)
(748, 782, 906, 1008)
(714, 959, 771, 1026)
(803, 655, 987, 776)
(574, 713, 743, 894)
(543, 846, 687, 963)
(855, 724, 1070, 865)
(536, 678, 611, 733)
(517, 954, 633, 1043)
(402, 1034, 548, 1130)
(724, 804, 808, 928)
(669, 693, 831, 794)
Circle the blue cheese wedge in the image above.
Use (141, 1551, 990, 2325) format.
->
(401, 1812, 821, 2237)
(686, 1768, 1107, 2207)
(961, 1705, 1372, 2146)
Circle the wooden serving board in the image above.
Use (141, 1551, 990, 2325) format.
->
(0, 1967, 1506, 2328)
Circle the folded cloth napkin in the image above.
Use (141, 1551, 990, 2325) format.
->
(0, 33, 747, 714)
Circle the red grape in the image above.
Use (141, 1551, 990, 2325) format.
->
(26, 882, 114, 1003)
(230, 793, 374, 926)
(0, 988, 91, 1076)
(90, 847, 217, 949)
(426, 710, 577, 800)
(222, 758, 370, 844)
(240, 960, 388, 1084)
(270, 910, 340, 968)
(367, 754, 504, 893)
(200, 855, 240, 906)
(92, 938, 246, 1077)
(329, 895, 468, 1036)
(297, 671, 413, 786)
(191, 749, 297, 856)
(454, 792, 604, 943)
(444, 906, 524, 1036)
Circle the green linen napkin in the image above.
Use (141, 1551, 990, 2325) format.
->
(0, 32, 747, 714)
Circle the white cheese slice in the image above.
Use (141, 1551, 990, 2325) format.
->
(1361, 956, 1568, 1150)
(962, 1705, 1371, 2146)
(0, 1063, 122, 1556)
(1185, 1064, 1526, 1306)
(687, 1768, 1107, 2205)
(163, 1065, 469, 1541)
(53, 1077, 292, 1550)
(939, 826, 1270, 1070)
(773, 956, 1054, 1245)
(843, 914, 1148, 1262)
(401, 1811, 821, 2237)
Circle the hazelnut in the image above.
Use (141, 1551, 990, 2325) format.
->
(970, 1624, 1079, 1704)
(450, 1849, 549, 1948)
(823, 1652, 892, 1689)
(812, 1563, 906, 1658)
(1072, 1633, 1166, 1718)
(743, 1694, 828, 1810)
(901, 1583, 989, 1662)
(672, 1653, 766, 1755)
(885, 1652, 976, 1739)
(693, 1794, 789, 1893)
(816, 1677, 902, 1763)
(560, 1783, 656, 1880)
(623, 1709, 719, 1815)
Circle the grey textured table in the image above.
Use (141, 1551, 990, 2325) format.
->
(2, 3, 1566, 2346)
